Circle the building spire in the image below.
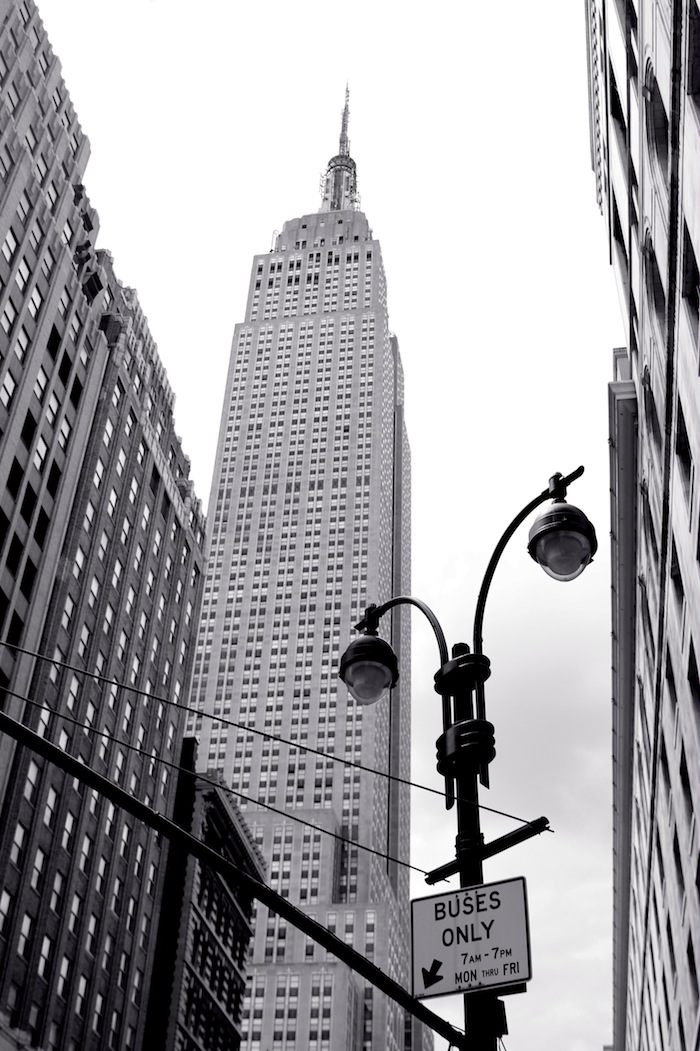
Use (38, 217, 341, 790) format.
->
(339, 83, 350, 157)
(320, 86, 358, 212)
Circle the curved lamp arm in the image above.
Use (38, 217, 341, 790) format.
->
(472, 466, 585, 655)
(356, 595, 449, 667)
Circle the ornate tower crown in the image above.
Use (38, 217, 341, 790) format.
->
(320, 86, 359, 212)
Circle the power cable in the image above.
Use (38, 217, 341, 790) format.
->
(10, 685, 430, 877)
(1, 640, 551, 830)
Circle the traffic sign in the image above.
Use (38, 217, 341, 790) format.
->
(411, 877, 532, 999)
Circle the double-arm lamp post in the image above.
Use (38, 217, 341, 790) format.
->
(338, 467, 597, 1049)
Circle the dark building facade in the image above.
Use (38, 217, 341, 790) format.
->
(0, 2, 208, 1049)
(145, 738, 265, 1051)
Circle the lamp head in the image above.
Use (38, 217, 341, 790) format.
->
(339, 634, 398, 704)
(527, 499, 598, 581)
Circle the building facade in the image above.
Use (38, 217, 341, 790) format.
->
(0, 2, 209, 1049)
(144, 738, 266, 1051)
(585, 2, 699, 1049)
(188, 96, 428, 1051)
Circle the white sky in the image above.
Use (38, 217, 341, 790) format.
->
(36, 2, 626, 1048)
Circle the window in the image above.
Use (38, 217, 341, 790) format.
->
(24, 759, 40, 803)
(97, 529, 109, 562)
(41, 248, 54, 279)
(44, 786, 58, 828)
(17, 913, 33, 958)
(133, 843, 144, 880)
(57, 956, 70, 998)
(102, 803, 116, 840)
(73, 547, 86, 580)
(0, 369, 17, 404)
(77, 623, 91, 659)
(117, 630, 128, 661)
(0, 889, 13, 936)
(92, 993, 104, 1034)
(102, 933, 113, 970)
(15, 257, 30, 291)
(67, 675, 80, 710)
(131, 968, 143, 1006)
(30, 848, 46, 891)
(33, 436, 48, 473)
(14, 326, 30, 363)
(75, 974, 87, 1016)
(119, 823, 131, 857)
(111, 876, 123, 913)
(49, 873, 64, 912)
(1, 228, 17, 263)
(62, 811, 76, 851)
(10, 824, 26, 866)
(37, 935, 52, 978)
(103, 604, 114, 635)
(46, 392, 60, 427)
(117, 951, 129, 989)
(79, 834, 93, 873)
(88, 575, 100, 608)
(28, 287, 43, 318)
(95, 857, 107, 895)
(58, 417, 72, 450)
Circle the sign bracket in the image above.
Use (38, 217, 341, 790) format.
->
(424, 817, 551, 885)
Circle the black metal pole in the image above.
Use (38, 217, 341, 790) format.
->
(446, 644, 501, 1051)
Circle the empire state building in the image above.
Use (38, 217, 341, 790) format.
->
(188, 94, 427, 1051)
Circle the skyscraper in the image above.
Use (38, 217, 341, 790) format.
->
(585, 2, 699, 1048)
(0, 2, 210, 1048)
(188, 94, 426, 1051)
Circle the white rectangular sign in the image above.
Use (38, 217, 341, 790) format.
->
(411, 877, 532, 999)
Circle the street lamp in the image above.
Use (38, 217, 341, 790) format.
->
(338, 467, 597, 1049)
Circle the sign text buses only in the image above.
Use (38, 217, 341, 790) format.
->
(410, 877, 532, 999)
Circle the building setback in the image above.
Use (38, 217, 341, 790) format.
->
(188, 95, 431, 1051)
(585, 2, 699, 1049)
(0, 2, 212, 1049)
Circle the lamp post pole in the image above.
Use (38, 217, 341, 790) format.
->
(437, 644, 500, 1048)
(340, 468, 598, 1050)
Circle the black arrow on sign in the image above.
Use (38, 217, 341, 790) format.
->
(421, 959, 444, 988)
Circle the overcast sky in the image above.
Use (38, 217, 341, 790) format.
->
(36, 2, 625, 1048)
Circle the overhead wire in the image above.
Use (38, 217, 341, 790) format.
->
(8, 684, 430, 877)
(0, 639, 551, 831)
